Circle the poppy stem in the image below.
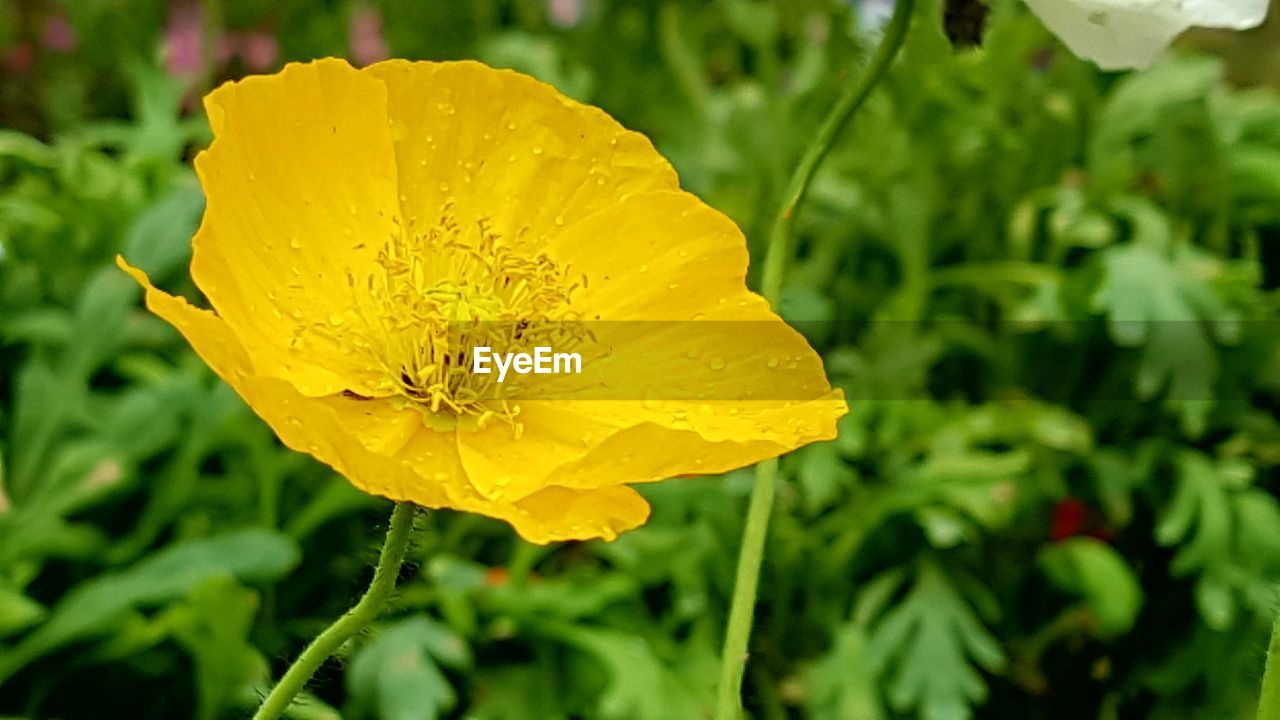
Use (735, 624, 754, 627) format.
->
(1258, 614, 1280, 720)
(252, 501, 417, 720)
(715, 2, 916, 718)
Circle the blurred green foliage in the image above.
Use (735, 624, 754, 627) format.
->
(2, 0, 1279, 718)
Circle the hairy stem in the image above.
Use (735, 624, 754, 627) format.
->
(252, 502, 416, 720)
(714, 3, 917, 718)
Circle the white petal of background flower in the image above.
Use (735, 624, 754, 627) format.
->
(1184, 0, 1270, 28)
(1026, 0, 1272, 70)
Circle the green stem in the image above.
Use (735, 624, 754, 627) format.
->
(715, 3, 916, 719)
(716, 458, 779, 719)
(1258, 613, 1280, 720)
(253, 502, 417, 720)
(759, 0, 916, 303)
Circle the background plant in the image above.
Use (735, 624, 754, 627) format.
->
(1, 0, 1278, 718)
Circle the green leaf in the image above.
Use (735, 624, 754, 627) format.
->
(541, 622, 714, 720)
(1040, 537, 1143, 638)
(167, 576, 268, 720)
(0, 529, 299, 682)
(122, 181, 203, 280)
(866, 562, 1007, 720)
(0, 588, 46, 639)
(796, 441, 858, 514)
(807, 622, 887, 720)
(347, 615, 471, 720)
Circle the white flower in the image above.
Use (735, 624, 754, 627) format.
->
(1025, 0, 1272, 70)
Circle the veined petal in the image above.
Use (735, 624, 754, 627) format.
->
(193, 58, 401, 397)
(362, 60, 678, 252)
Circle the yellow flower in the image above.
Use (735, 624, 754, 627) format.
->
(119, 58, 847, 543)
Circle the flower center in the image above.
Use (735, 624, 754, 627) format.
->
(336, 203, 583, 432)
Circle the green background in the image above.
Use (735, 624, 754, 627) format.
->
(2, 0, 1279, 718)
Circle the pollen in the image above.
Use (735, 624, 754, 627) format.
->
(309, 202, 584, 432)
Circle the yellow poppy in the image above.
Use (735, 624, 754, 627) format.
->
(120, 58, 846, 543)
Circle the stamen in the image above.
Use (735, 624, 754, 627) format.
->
(312, 202, 583, 432)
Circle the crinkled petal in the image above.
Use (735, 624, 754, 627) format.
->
(193, 58, 400, 397)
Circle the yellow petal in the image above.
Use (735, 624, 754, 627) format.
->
(454, 394, 844, 501)
(117, 256, 441, 503)
(192, 58, 400, 397)
(548, 394, 846, 490)
(362, 59, 678, 252)
(393, 428, 648, 543)
(446, 190, 846, 501)
(545, 190, 759, 319)
(503, 485, 650, 544)
(120, 256, 647, 544)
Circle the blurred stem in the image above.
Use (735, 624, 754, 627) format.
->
(715, 2, 916, 718)
(252, 502, 416, 720)
(1258, 613, 1280, 720)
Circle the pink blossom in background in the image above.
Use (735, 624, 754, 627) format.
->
(42, 13, 78, 53)
(349, 7, 389, 66)
(239, 31, 279, 71)
(219, 31, 279, 72)
(548, 0, 584, 28)
(164, 0, 205, 77)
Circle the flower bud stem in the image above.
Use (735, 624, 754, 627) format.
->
(253, 502, 416, 720)
(715, 2, 916, 717)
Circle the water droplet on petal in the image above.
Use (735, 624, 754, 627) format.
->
(766, 356, 780, 369)
(709, 358, 727, 370)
